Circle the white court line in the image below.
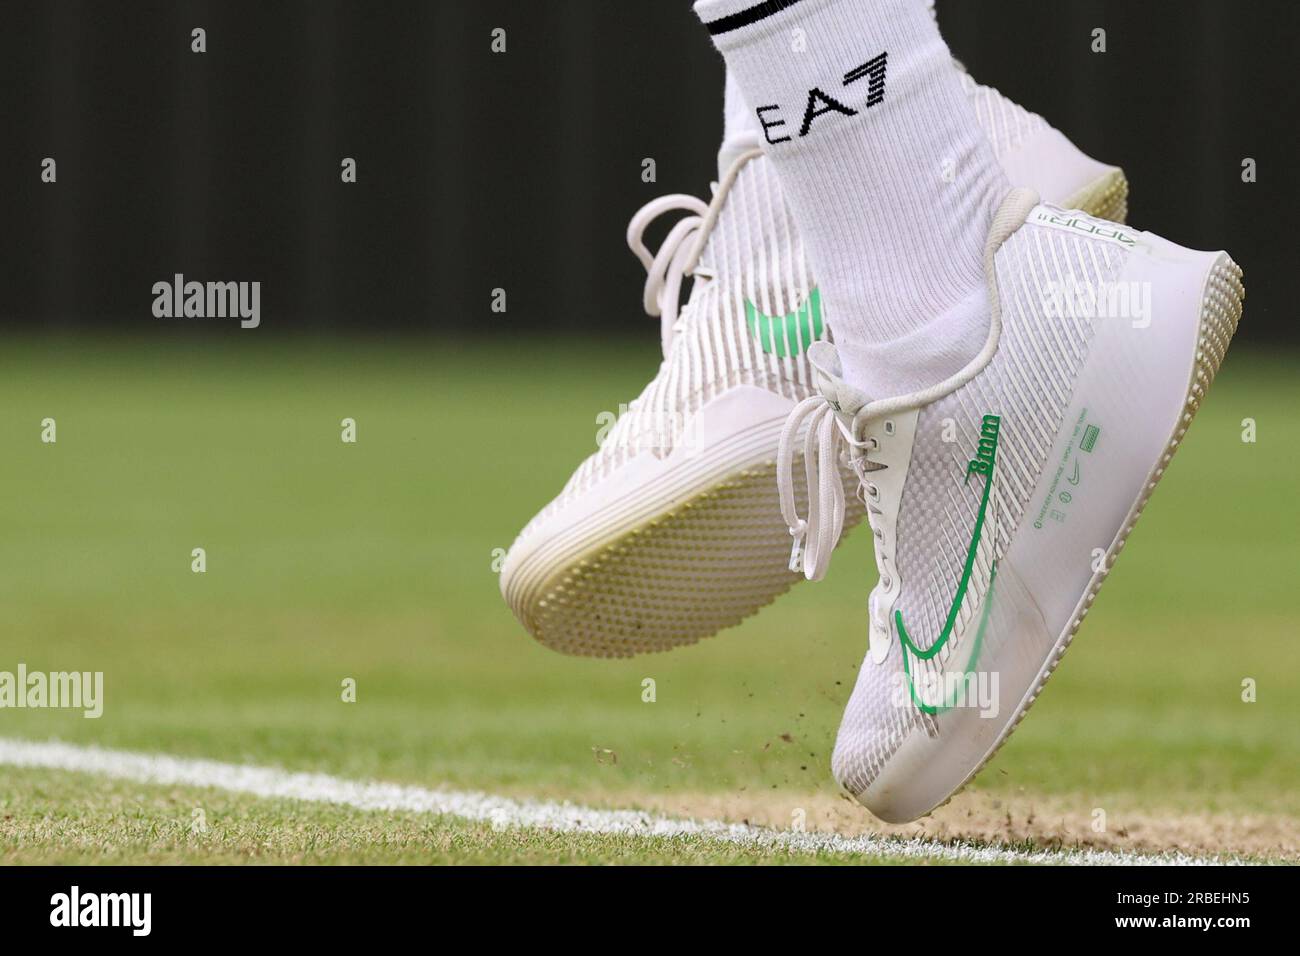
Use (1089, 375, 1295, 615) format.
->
(0, 738, 1235, 866)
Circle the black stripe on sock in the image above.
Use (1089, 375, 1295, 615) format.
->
(704, 0, 805, 36)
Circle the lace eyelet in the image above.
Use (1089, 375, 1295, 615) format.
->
(865, 482, 879, 500)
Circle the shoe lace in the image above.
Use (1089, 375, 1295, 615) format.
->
(773, 185, 1037, 590)
(627, 193, 710, 355)
(625, 147, 765, 356)
(777, 396, 881, 581)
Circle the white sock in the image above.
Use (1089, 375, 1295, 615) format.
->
(718, 70, 762, 177)
(695, 0, 1009, 397)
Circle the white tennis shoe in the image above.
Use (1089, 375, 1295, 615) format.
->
(777, 191, 1243, 822)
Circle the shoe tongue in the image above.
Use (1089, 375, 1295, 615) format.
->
(808, 341, 871, 415)
(717, 132, 762, 182)
(718, 69, 761, 179)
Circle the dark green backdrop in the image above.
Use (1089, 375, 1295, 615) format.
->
(1, 0, 1291, 340)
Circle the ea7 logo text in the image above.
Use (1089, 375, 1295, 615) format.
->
(756, 51, 888, 144)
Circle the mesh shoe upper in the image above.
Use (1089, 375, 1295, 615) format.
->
(518, 153, 824, 540)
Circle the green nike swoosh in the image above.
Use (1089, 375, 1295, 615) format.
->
(908, 562, 997, 714)
(744, 288, 823, 358)
(896, 414, 1001, 715)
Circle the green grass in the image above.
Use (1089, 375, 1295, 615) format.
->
(0, 768, 951, 866)
(0, 337, 1295, 863)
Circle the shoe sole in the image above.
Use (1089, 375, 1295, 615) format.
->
(1062, 167, 1129, 223)
(503, 417, 864, 657)
(505, 171, 1130, 658)
(915, 251, 1244, 819)
(522, 463, 849, 656)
